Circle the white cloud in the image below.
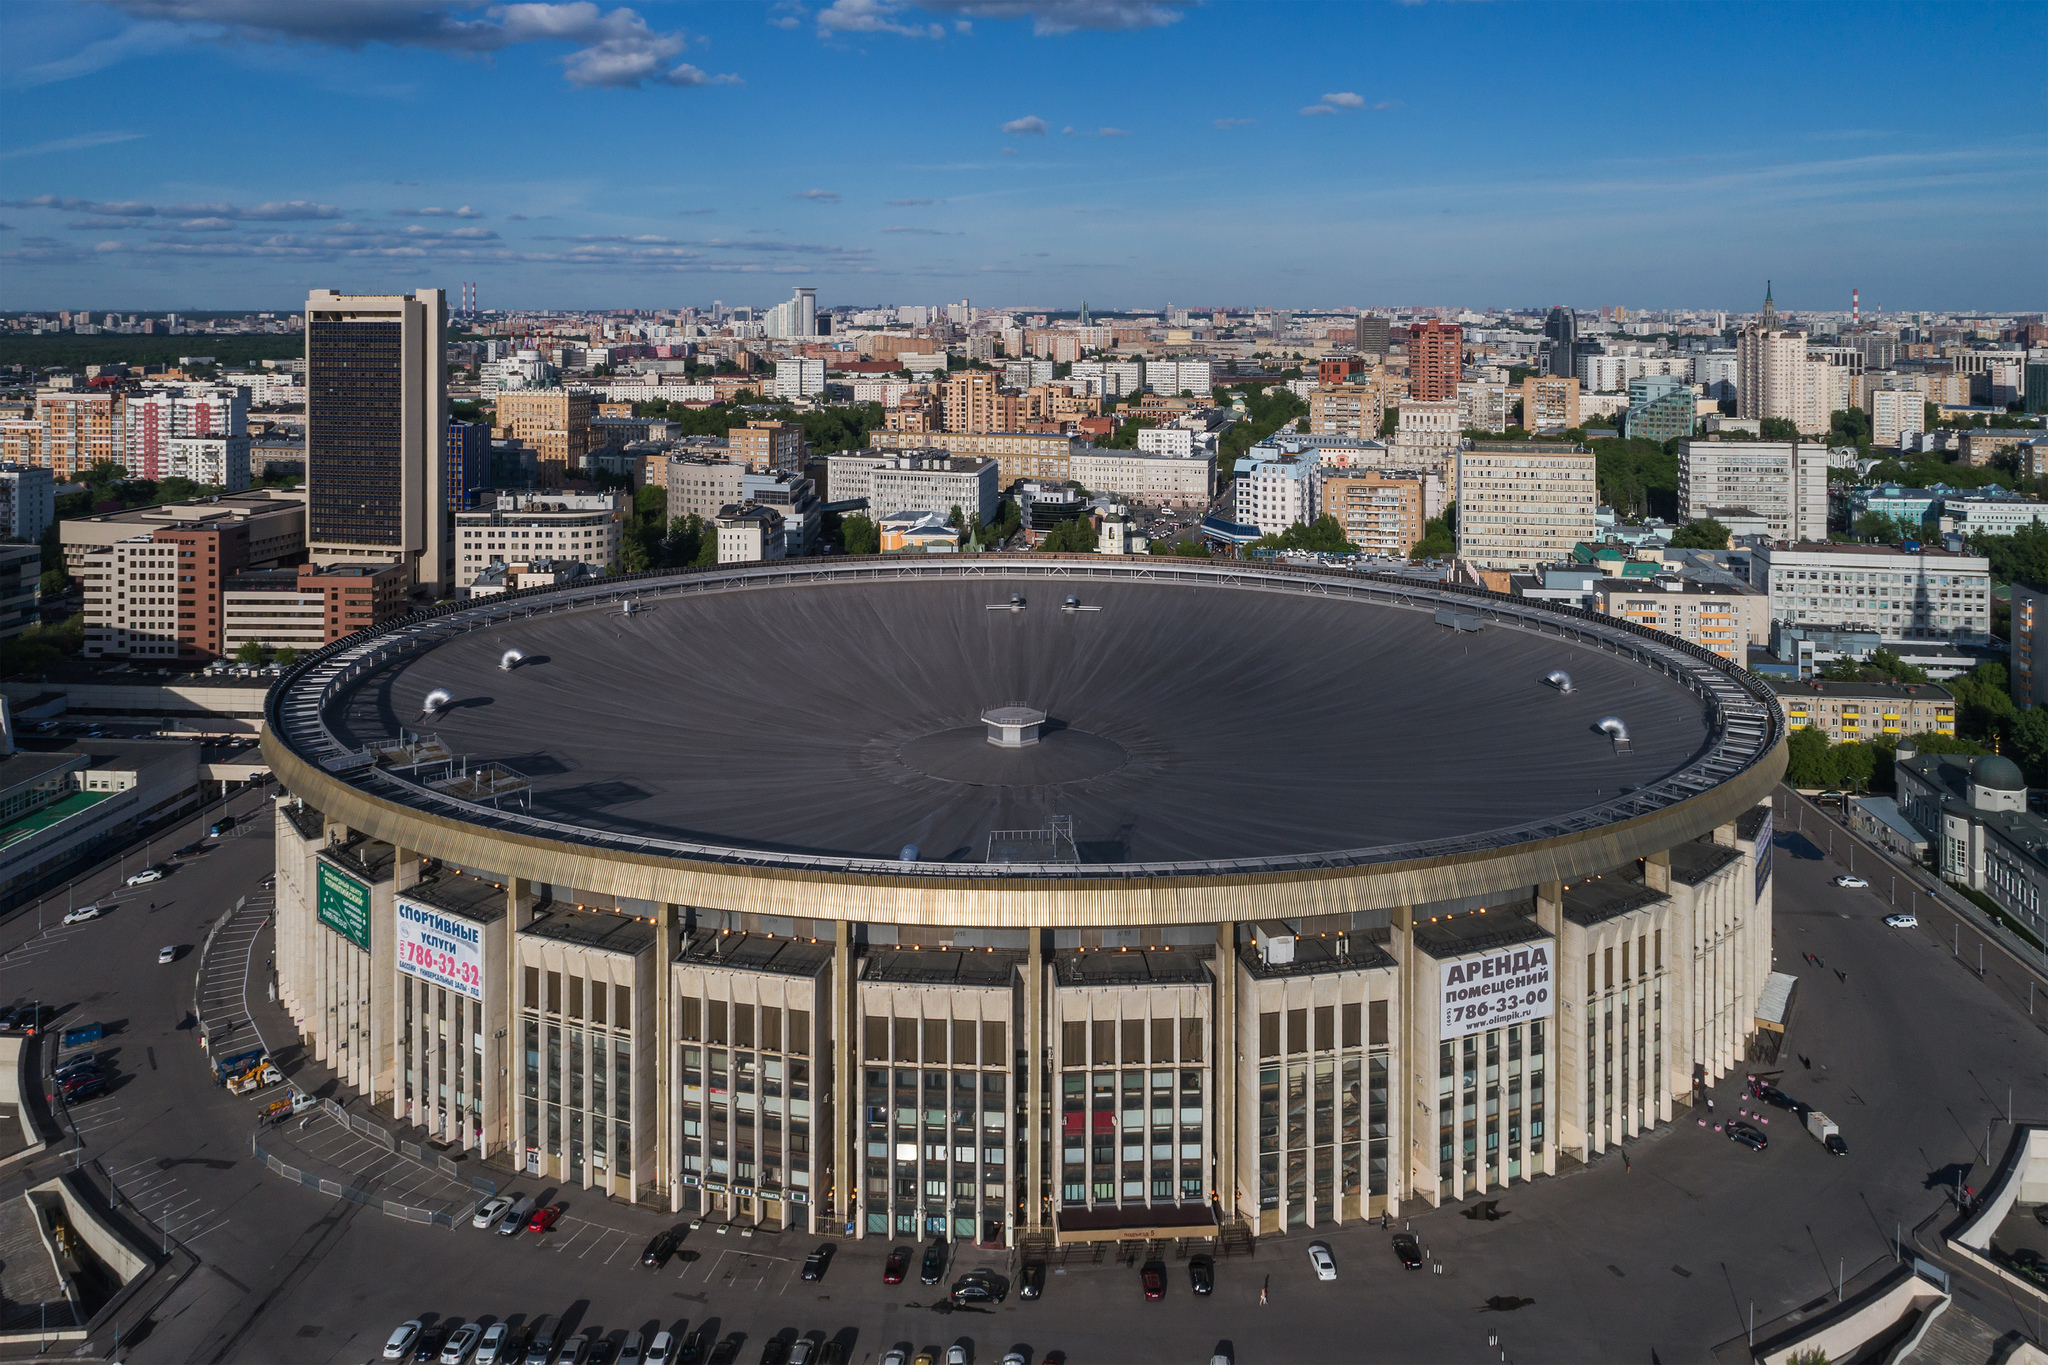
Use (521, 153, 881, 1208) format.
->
(888, 198, 938, 206)
(161, 200, 346, 220)
(1322, 91, 1364, 109)
(791, 189, 842, 202)
(391, 205, 485, 218)
(1298, 104, 1336, 117)
(98, 1, 741, 90)
(1003, 115, 1049, 135)
(816, 0, 946, 38)
(0, 131, 146, 161)
(1213, 117, 1254, 130)
(914, 0, 1189, 36)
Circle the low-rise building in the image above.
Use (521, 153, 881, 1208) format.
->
(467, 558, 599, 597)
(221, 561, 408, 655)
(872, 430, 1074, 488)
(1893, 749, 2047, 948)
(1067, 448, 1214, 508)
(826, 451, 998, 526)
(716, 503, 786, 563)
(59, 487, 306, 572)
(1768, 679, 1955, 743)
(878, 510, 961, 553)
(1938, 493, 2048, 537)
(454, 491, 624, 595)
(1520, 375, 1580, 431)
(0, 543, 38, 642)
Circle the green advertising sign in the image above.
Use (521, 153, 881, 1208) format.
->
(317, 861, 371, 951)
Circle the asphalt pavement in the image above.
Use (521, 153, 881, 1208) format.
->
(2, 785, 2043, 1364)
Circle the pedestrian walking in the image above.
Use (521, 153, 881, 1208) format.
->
(1622, 1153, 1631, 1174)
(1260, 1275, 1269, 1306)
(1707, 1098, 1714, 1113)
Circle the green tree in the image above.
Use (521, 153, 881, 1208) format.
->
(1828, 408, 1871, 451)
(234, 640, 268, 665)
(1039, 517, 1099, 553)
(1170, 538, 1211, 558)
(273, 646, 299, 667)
(1784, 725, 1832, 787)
(1252, 514, 1358, 555)
(2009, 706, 2048, 786)
(633, 484, 667, 527)
(1865, 649, 1929, 684)
(1969, 522, 2048, 585)
(1590, 436, 1679, 521)
(1668, 519, 1732, 550)
(1378, 406, 1399, 437)
(1759, 417, 1801, 441)
(1948, 661, 2019, 745)
(619, 534, 651, 573)
(39, 568, 68, 597)
(841, 513, 879, 557)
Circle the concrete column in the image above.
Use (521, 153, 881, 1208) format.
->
(506, 877, 529, 1174)
(1211, 921, 1235, 1224)
(1026, 928, 1044, 1232)
(834, 920, 857, 1237)
(658, 903, 679, 1213)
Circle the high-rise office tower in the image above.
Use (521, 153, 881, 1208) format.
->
(1542, 306, 1577, 378)
(1407, 321, 1463, 402)
(304, 288, 450, 597)
(1354, 313, 1390, 356)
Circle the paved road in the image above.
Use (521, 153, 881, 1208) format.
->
(6, 786, 2045, 1363)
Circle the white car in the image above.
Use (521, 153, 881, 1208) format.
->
(124, 868, 165, 886)
(1308, 1241, 1336, 1281)
(61, 905, 101, 925)
(644, 1331, 674, 1365)
(441, 1324, 482, 1364)
(1884, 913, 1920, 928)
(475, 1323, 512, 1365)
(1833, 875, 1869, 888)
(383, 1321, 423, 1360)
(881, 1352, 906, 1365)
(156, 945, 176, 964)
(471, 1194, 513, 1229)
(946, 1348, 968, 1365)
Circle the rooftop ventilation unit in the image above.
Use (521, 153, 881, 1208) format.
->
(1060, 595, 1101, 613)
(500, 648, 527, 672)
(1545, 670, 1574, 693)
(1597, 716, 1632, 753)
(421, 688, 453, 718)
(898, 843, 920, 862)
(986, 593, 1026, 613)
(1434, 607, 1483, 632)
(983, 705, 1045, 748)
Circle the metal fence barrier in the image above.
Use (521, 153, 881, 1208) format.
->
(252, 1132, 455, 1230)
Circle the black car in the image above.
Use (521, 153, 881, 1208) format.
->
(1188, 1255, 1214, 1296)
(919, 1238, 947, 1285)
(173, 842, 208, 858)
(61, 1075, 107, 1102)
(413, 1327, 448, 1362)
(949, 1274, 1005, 1306)
(707, 1336, 741, 1365)
(1755, 1085, 1796, 1111)
(1391, 1233, 1422, 1269)
(1018, 1259, 1045, 1301)
(676, 1330, 707, 1365)
(1727, 1121, 1767, 1151)
(801, 1243, 835, 1281)
(817, 1342, 847, 1365)
(758, 1338, 791, 1365)
(641, 1230, 679, 1267)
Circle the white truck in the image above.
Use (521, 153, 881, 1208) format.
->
(1806, 1110, 1847, 1156)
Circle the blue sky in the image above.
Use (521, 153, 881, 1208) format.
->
(2, 0, 2042, 314)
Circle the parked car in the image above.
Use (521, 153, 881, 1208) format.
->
(944, 1347, 967, 1365)
(54, 1057, 99, 1084)
(62, 905, 102, 924)
(1755, 1085, 1798, 1112)
(1832, 874, 1868, 888)
(441, 1324, 482, 1364)
(1140, 1261, 1166, 1300)
(919, 1238, 947, 1285)
(208, 815, 236, 837)
(1391, 1233, 1422, 1269)
(1308, 1242, 1337, 1281)
(949, 1275, 1004, 1306)
(157, 945, 177, 964)
(641, 1230, 679, 1267)
(883, 1246, 911, 1284)
(1727, 1120, 1768, 1151)
(801, 1243, 835, 1281)
(558, 1335, 593, 1365)
(1018, 1258, 1045, 1300)
(758, 1337, 791, 1365)
(125, 867, 165, 886)
(474, 1323, 514, 1365)
(1884, 913, 1920, 928)
(1189, 1254, 1214, 1295)
(525, 1203, 564, 1234)
(61, 1074, 107, 1102)
(414, 1326, 449, 1362)
(676, 1329, 708, 1365)
(617, 1332, 645, 1365)
(384, 1322, 424, 1361)
(172, 842, 208, 858)
(643, 1332, 675, 1365)
(472, 1195, 513, 1229)
(496, 1196, 534, 1236)
(523, 1316, 559, 1365)
(707, 1336, 742, 1365)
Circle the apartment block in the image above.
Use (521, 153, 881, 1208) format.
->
(221, 561, 408, 654)
(1868, 387, 1922, 448)
(1066, 449, 1214, 509)
(774, 358, 827, 401)
(496, 388, 594, 488)
(2013, 581, 2048, 710)
(729, 421, 807, 475)
(872, 430, 1074, 488)
(1319, 472, 1424, 556)
(125, 386, 249, 480)
(1769, 679, 1954, 743)
(825, 451, 998, 526)
(716, 503, 787, 563)
(1309, 384, 1385, 441)
(455, 491, 624, 595)
(1676, 440, 1829, 542)
(1750, 542, 1992, 644)
(0, 464, 56, 543)
(1454, 442, 1597, 572)
(35, 390, 121, 480)
(161, 434, 251, 491)
(0, 543, 39, 642)
(1736, 323, 1830, 436)
(1354, 315, 1390, 355)
(1519, 375, 1581, 432)
(1589, 580, 1768, 661)
(1407, 322, 1462, 402)
(664, 457, 748, 524)
(1233, 449, 1319, 535)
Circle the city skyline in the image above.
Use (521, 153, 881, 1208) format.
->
(3, 0, 2042, 312)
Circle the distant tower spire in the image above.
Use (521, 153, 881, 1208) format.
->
(1763, 280, 1776, 331)
(1078, 300, 1091, 326)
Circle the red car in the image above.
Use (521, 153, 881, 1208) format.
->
(526, 1203, 564, 1234)
(883, 1246, 910, 1285)
(1140, 1262, 1165, 1301)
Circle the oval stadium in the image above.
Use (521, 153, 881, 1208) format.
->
(263, 555, 1785, 1246)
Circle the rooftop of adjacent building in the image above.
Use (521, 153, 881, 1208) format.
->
(1054, 945, 1213, 987)
(1768, 679, 1955, 702)
(401, 866, 508, 924)
(1759, 541, 1987, 562)
(1236, 929, 1396, 980)
(863, 942, 1025, 987)
(521, 903, 657, 956)
(1412, 898, 1549, 959)
(62, 488, 306, 531)
(678, 929, 832, 979)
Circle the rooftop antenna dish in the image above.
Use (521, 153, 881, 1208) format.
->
(1545, 670, 1574, 693)
(500, 648, 527, 672)
(421, 688, 453, 718)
